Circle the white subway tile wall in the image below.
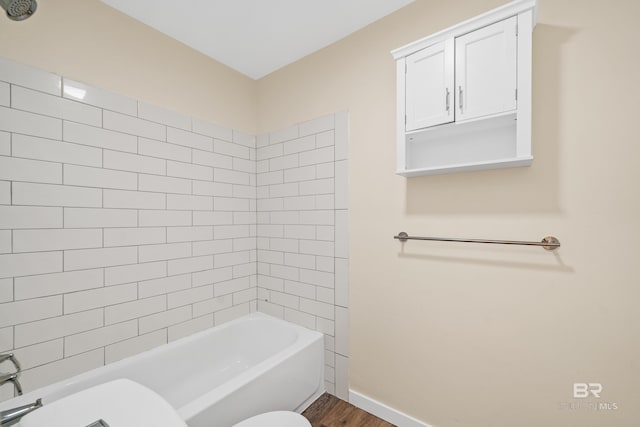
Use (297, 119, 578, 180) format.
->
(256, 112, 349, 399)
(0, 58, 349, 403)
(0, 59, 256, 400)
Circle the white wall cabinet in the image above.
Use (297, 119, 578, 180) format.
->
(392, 0, 537, 177)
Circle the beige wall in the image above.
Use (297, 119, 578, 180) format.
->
(1, 0, 638, 425)
(0, 0, 256, 133)
(258, 0, 640, 426)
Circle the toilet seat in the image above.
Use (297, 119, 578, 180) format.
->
(232, 411, 311, 427)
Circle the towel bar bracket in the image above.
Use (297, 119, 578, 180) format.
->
(540, 236, 560, 251)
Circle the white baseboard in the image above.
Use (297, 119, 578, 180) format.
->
(349, 390, 434, 427)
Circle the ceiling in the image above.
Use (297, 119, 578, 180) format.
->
(100, 0, 415, 80)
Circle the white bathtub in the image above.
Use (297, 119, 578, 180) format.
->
(0, 312, 325, 427)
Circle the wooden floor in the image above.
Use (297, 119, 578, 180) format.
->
(302, 393, 396, 427)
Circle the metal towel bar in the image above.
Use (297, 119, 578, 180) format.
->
(394, 232, 560, 251)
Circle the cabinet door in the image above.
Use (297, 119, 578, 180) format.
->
(405, 39, 454, 131)
(455, 16, 517, 122)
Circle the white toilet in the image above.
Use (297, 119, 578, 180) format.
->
(232, 410, 311, 427)
(19, 379, 310, 427)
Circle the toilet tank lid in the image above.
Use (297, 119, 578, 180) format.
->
(20, 379, 188, 427)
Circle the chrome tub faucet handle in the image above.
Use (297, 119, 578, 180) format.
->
(1, 353, 23, 395)
(0, 353, 21, 372)
(0, 373, 23, 395)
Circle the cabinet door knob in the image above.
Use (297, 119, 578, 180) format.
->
(458, 86, 463, 112)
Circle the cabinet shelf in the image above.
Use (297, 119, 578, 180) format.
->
(399, 156, 533, 178)
(400, 112, 532, 176)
